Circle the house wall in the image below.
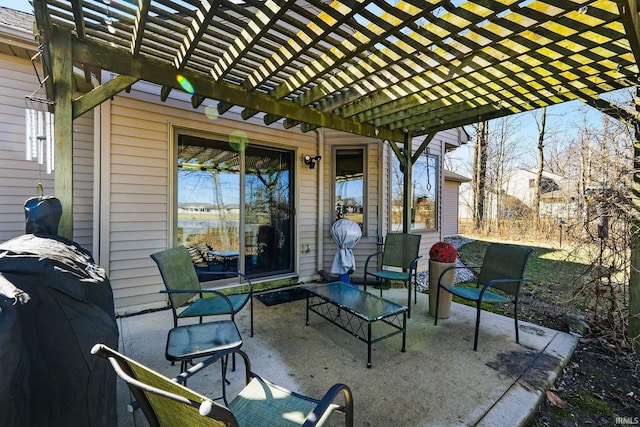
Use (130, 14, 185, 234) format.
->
(0, 50, 466, 314)
(319, 131, 457, 278)
(102, 91, 319, 311)
(442, 180, 460, 237)
(102, 87, 463, 311)
(0, 52, 94, 250)
(321, 129, 382, 278)
(504, 169, 536, 206)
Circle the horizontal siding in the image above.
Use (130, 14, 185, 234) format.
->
(108, 94, 319, 311)
(108, 97, 169, 310)
(72, 111, 95, 251)
(442, 181, 460, 237)
(0, 53, 94, 250)
(0, 54, 53, 242)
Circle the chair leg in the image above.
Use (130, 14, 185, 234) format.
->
(231, 314, 237, 371)
(514, 300, 520, 344)
(406, 281, 411, 318)
(220, 354, 230, 405)
(181, 360, 189, 385)
(413, 269, 418, 305)
(474, 303, 482, 351)
(250, 298, 254, 338)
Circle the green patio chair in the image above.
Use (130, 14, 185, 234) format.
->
(434, 243, 533, 350)
(151, 246, 254, 337)
(91, 343, 354, 427)
(363, 233, 421, 317)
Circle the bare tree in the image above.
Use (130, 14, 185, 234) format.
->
(532, 107, 547, 226)
(472, 121, 488, 230)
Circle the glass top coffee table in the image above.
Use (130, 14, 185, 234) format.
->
(303, 281, 407, 368)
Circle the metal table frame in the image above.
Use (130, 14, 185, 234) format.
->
(304, 282, 407, 368)
(165, 320, 243, 404)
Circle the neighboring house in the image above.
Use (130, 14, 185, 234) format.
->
(502, 169, 578, 220)
(0, 7, 468, 314)
(459, 168, 578, 222)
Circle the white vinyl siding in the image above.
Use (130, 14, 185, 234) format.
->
(442, 180, 460, 237)
(0, 53, 94, 250)
(106, 94, 317, 311)
(0, 54, 54, 242)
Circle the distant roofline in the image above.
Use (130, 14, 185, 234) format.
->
(444, 170, 471, 183)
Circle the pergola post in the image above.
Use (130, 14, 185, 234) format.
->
(403, 133, 412, 234)
(50, 27, 74, 239)
(630, 83, 640, 346)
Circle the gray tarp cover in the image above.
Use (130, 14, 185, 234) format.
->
(0, 234, 118, 427)
(330, 219, 362, 275)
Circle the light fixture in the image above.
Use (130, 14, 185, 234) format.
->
(303, 154, 321, 169)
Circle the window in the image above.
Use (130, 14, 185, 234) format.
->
(334, 148, 365, 228)
(391, 153, 438, 231)
(176, 134, 294, 277)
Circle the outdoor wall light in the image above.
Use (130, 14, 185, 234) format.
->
(303, 154, 321, 169)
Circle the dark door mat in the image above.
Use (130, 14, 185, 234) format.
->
(255, 288, 308, 307)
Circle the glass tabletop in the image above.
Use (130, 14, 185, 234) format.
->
(303, 282, 407, 321)
(166, 320, 242, 361)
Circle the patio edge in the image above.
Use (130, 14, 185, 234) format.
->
(475, 330, 580, 427)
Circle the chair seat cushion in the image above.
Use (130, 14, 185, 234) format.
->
(179, 294, 251, 318)
(442, 286, 511, 304)
(369, 270, 410, 282)
(230, 376, 335, 427)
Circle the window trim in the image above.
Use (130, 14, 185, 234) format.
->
(331, 145, 368, 236)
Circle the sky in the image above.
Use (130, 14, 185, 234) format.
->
(0, 0, 31, 13)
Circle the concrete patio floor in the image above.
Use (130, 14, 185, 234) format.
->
(116, 286, 578, 427)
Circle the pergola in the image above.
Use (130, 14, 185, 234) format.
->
(31, 0, 639, 340)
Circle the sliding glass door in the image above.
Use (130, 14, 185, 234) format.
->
(244, 146, 293, 276)
(177, 134, 294, 277)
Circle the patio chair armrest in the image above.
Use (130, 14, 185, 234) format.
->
(409, 255, 423, 270)
(160, 288, 235, 312)
(302, 383, 354, 427)
(90, 344, 214, 415)
(436, 265, 481, 287)
(364, 251, 383, 273)
(480, 277, 533, 293)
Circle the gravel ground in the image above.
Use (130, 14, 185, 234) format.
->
(416, 235, 476, 292)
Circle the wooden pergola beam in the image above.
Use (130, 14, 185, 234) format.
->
(73, 74, 139, 119)
(66, 27, 405, 142)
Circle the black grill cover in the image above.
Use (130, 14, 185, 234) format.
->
(0, 234, 118, 427)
